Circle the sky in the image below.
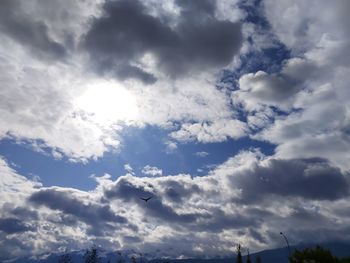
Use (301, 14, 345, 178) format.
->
(0, 0, 350, 261)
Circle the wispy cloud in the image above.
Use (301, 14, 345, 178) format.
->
(195, 151, 209, 157)
(141, 165, 163, 176)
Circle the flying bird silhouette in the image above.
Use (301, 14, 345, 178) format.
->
(140, 196, 153, 202)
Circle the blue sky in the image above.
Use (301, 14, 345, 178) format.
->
(0, 128, 275, 190)
(1, 0, 350, 261)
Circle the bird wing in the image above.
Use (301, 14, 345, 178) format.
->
(140, 196, 153, 202)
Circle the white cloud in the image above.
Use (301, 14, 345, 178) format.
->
(0, 0, 247, 162)
(229, 0, 350, 171)
(124, 164, 134, 174)
(264, 0, 350, 55)
(2, 152, 350, 260)
(0, 38, 119, 163)
(0, 157, 40, 206)
(195, 151, 209, 157)
(164, 140, 178, 152)
(171, 119, 247, 143)
(235, 70, 298, 111)
(2, 0, 350, 259)
(141, 165, 163, 177)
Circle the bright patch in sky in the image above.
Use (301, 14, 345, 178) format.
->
(75, 80, 139, 125)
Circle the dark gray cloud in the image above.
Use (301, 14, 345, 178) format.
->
(83, 0, 242, 82)
(0, 234, 32, 262)
(231, 158, 349, 202)
(10, 207, 38, 221)
(161, 179, 201, 203)
(195, 208, 261, 233)
(175, 0, 215, 16)
(249, 228, 268, 244)
(105, 177, 200, 223)
(0, 217, 33, 234)
(105, 177, 155, 200)
(122, 235, 142, 243)
(29, 189, 128, 226)
(0, 0, 66, 60)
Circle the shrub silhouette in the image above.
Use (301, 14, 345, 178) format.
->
(289, 246, 337, 263)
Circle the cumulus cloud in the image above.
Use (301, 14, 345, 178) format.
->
(231, 0, 350, 171)
(224, 157, 349, 202)
(235, 70, 298, 110)
(171, 120, 247, 143)
(0, 0, 123, 162)
(83, 0, 242, 82)
(2, 0, 350, 261)
(29, 188, 128, 227)
(0, 62, 122, 161)
(0, 218, 33, 234)
(0, 0, 245, 161)
(0, 0, 66, 60)
(3, 151, 350, 260)
(142, 165, 163, 177)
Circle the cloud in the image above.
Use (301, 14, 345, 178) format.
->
(0, 0, 129, 162)
(195, 151, 209, 157)
(231, 0, 350, 172)
(0, 0, 245, 162)
(194, 208, 262, 233)
(2, 153, 350, 260)
(256, 83, 350, 169)
(236, 71, 298, 110)
(171, 119, 247, 143)
(142, 165, 163, 176)
(164, 140, 178, 153)
(104, 175, 200, 223)
(83, 0, 242, 82)
(0, 218, 33, 234)
(160, 177, 202, 203)
(0, 42, 130, 162)
(264, 0, 350, 55)
(0, 0, 66, 60)
(0, 157, 40, 205)
(226, 157, 349, 202)
(29, 188, 128, 227)
(124, 163, 134, 174)
(2, 0, 350, 260)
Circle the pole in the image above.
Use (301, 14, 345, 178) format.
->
(280, 232, 291, 257)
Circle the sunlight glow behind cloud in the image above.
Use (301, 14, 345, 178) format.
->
(75, 80, 139, 126)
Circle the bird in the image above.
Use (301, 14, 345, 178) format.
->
(140, 196, 153, 202)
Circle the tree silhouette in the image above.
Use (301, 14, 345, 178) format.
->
(84, 246, 99, 263)
(58, 253, 72, 263)
(235, 244, 243, 263)
(116, 251, 123, 263)
(246, 249, 252, 263)
(255, 256, 261, 263)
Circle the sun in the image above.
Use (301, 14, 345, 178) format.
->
(75, 79, 139, 126)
